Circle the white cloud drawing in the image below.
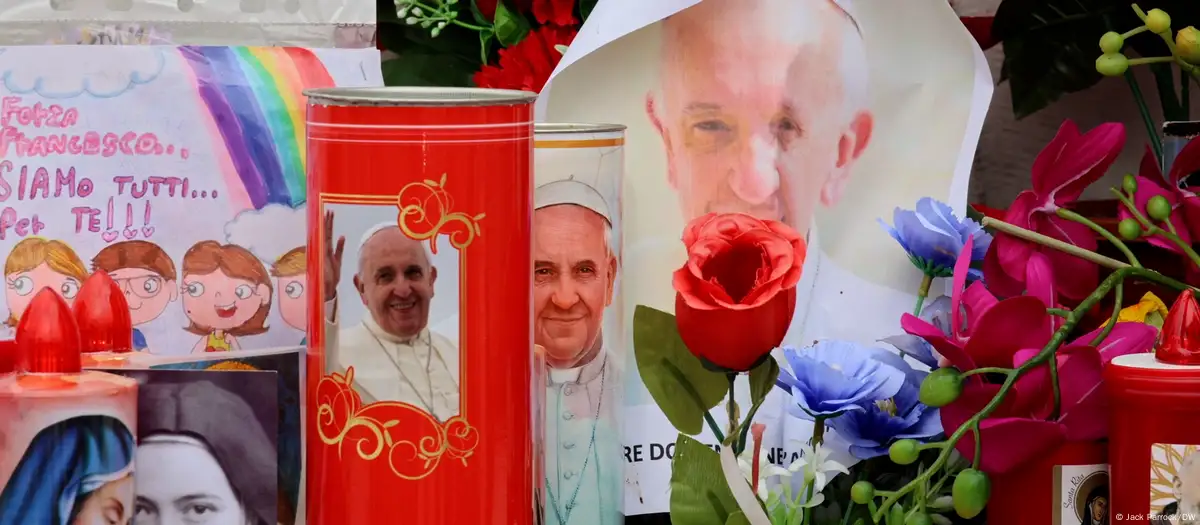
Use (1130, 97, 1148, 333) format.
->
(0, 46, 166, 99)
(224, 204, 307, 263)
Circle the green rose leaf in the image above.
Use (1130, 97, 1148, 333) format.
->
(670, 434, 740, 525)
(748, 356, 779, 406)
(725, 511, 751, 525)
(634, 305, 729, 435)
(493, 1, 530, 47)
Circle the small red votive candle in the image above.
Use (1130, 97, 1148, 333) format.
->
(1106, 352, 1200, 523)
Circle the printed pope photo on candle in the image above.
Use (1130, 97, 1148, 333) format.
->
(533, 170, 623, 524)
(540, 0, 989, 514)
(0, 44, 383, 356)
(1152, 443, 1200, 524)
(320, 204, 462, 420)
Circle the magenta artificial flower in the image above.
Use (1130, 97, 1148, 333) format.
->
(904, 236, 1157, 474)
(984, 120, 1126, 300)
(901, 235, 1053, 374)
(1119, 140, 1200, 259)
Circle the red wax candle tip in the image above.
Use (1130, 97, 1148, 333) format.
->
(0, 340, 15, 374)
(17, 288, 82, 374)
(1156, 290, 1200, 365)
(73, 271, 134, 354)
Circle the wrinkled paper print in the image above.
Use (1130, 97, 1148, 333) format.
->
(539, 0, 992, 514)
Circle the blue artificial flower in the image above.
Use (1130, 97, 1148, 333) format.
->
(879, 198, 992, 279)
(776, 341, 908, 420)
(827, 350, 942, 459)
(880, 295, 953, 368)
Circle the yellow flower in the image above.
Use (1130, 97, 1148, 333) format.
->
(1102, 292, 1169, 329)
(1177, 26, 1200, 65)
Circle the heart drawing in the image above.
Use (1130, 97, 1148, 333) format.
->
(141, 226, 155, 237)
(122, 228, 137, 240)
(101, 231, 119, 243)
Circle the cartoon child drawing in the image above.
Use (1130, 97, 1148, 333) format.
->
(271, 246, 308, 345)
(180, 241, 273, 353)
(4, 237, 89, 337)
(91, 241, 178, 352)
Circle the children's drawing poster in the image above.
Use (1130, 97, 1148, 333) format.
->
(0, 45, 382, 355)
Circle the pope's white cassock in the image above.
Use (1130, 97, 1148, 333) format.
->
(323, 290, 459, 422)
(534, 176, 623, 524)
(544, 350, 621, 525)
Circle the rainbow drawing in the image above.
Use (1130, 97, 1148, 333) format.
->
(180, 46, 335, 210)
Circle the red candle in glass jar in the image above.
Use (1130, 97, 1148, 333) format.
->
(304, 87, 536, 524)
(987, 441, 1107, 525)
(1107, 353, 1200, 523)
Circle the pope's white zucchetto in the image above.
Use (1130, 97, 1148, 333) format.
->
(534, 179, 612, 224)
(356, 221, 433, 267)
(359, 221, 400, 252)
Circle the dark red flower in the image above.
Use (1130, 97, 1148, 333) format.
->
(473, 25, 576, 93)
(476, 0, 499, 19)
(532, 0, 576, 27)
(475, 0, 534, 22)
(960, 16, 998, 50)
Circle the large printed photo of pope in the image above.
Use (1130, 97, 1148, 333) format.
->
(320, 205, 462, 421)
(541, 0, 989, 514)
(534, 176, 623, 524)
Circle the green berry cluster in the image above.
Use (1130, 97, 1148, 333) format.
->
(1116, 174, 1180, 244)
(848, 458, 988, 525)
(1095, 6, 1200, 78)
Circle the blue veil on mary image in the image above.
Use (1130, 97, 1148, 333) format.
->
(0, 415, 135, 525)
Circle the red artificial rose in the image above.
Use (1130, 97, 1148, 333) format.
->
(473, 25, 576, 93)
(475, 0, 499, 19)
(960, 16, 998, 50)
(672, 213, 805, 371)
(474, 0, 534, 21)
